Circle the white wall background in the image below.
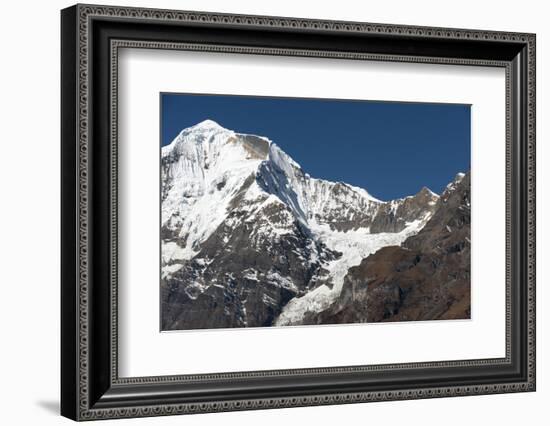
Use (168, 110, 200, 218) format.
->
(0, 0, 546, 424)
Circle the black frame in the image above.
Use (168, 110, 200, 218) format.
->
(61, 4, 536, 421)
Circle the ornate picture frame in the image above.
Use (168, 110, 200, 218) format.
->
(61, 4, 535, 421)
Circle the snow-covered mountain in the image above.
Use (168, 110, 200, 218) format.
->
(161, 119, 441, 330)
(305, 172, 471, 325)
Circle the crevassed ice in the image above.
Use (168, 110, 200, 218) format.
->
(274, 217, 431, 326)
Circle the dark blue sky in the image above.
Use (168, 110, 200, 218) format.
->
(161, 93, 470, 201)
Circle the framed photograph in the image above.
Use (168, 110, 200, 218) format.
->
(61, 4, 536, 421)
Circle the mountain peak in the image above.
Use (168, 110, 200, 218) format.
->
(454, 172, 466, 183)
(192, 119, 225, 130)
(417, 186, 439, 198)
(162, 120, 233, 156)
(177, 119, 230, 138)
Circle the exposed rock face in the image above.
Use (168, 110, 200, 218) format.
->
(370, 187, 439, 233)
(160, 120, 453, 330)
(306, 173, 470, 324)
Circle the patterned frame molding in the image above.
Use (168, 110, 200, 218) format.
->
(109, 41, 512, 385)
(61, 3, 536, 421)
